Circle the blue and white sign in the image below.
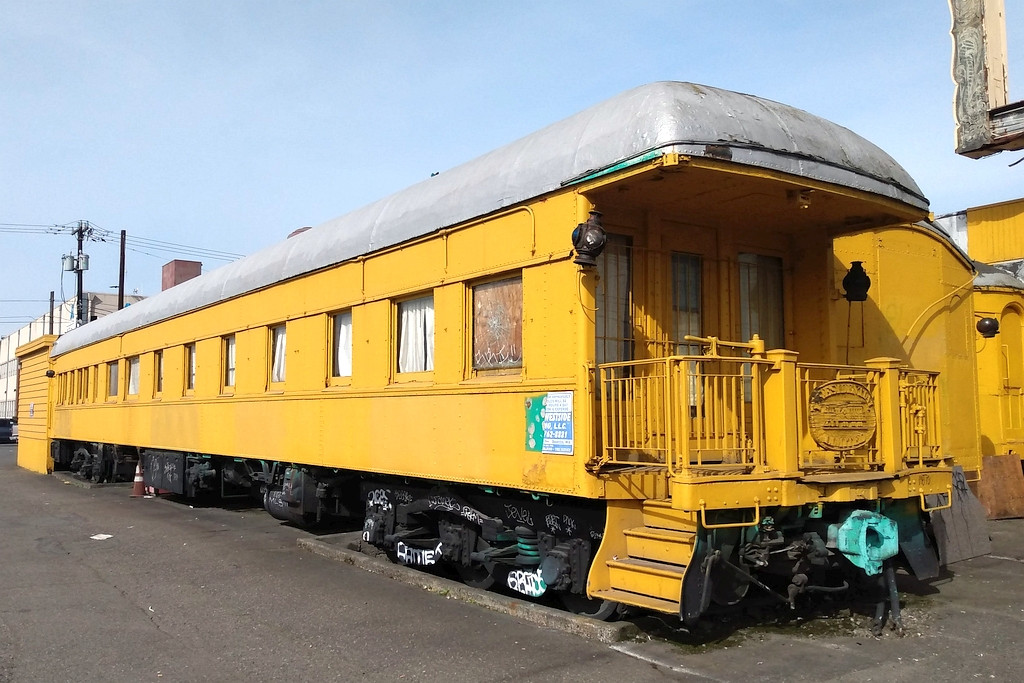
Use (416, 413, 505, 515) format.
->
(525, 390, 574, 455)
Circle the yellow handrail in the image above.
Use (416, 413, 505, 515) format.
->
(919, 486, 953, 513)
(698, 498, 761, 529)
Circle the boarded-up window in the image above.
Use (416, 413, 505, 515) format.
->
(473, 277, 523, 370)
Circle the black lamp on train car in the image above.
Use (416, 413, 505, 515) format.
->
(976, 317, 999, 338)
(842, 261, 871, 302)
(571, 210, 607, 267)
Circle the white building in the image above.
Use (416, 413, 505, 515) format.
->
(0, 292, 144, 418)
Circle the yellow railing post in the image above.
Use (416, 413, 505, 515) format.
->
(763, 349, 800, 475)
(865, 357, 903, 473)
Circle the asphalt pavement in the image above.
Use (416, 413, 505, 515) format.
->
(1, 443, 1021, 682)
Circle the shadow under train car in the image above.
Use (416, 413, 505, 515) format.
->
(141, 449, 361, 527)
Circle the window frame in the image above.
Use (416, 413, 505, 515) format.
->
(595, 233, 635, 366)
(394, 293, 435, 380)
(107, 360, 119, 401)
(184, 343, 196, 396)
(328, 310, 353, 386)
(268, 324, 287, 388)
(222, 334, 236, 394)
(126, 356, 140, 397)
(737, 251, 786, 349)
(469, 274, 523, 377)
(153, 350, 164, 398)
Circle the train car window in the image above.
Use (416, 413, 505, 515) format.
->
(596, 234, 634, 365)
(672, 253, 702, 354)
(83, 367, 90, 403)
(223, 335, 236, 390)
(738, 253, 785, 349)
(330, 311, 353, 378)
(397, 296, 434, 373)
(185, 343, 196, 392)
(154, 351, 164, 396)
(472, 277, 522, 371)
(107, 361, 119, 398)
(270, 325, 287, 384)
(127, 357, 140, 396)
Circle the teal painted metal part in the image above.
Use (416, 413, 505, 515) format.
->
(830, 510, 900, 576)
(564, 150, 666, 186)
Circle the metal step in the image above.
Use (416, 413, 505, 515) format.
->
(607, 557, 685, 602)
(623, 526, 695, 565)
(641, 499, 698, 532)
(590, 587, 679, 615)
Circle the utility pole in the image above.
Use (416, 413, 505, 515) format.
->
(76, 221, 86, 325)
(118, 229, 126, 310)
(63, 221, 91, 327)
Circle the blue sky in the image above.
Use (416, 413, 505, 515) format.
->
(1, 1, 1022, 337)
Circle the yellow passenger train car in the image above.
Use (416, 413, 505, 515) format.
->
(21, 82, 977, 624)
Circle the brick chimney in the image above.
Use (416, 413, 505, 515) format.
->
(162, 260, 202, 291)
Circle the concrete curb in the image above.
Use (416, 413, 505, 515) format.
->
(52, 472, 131, 489)
(298, 533, 640, 643)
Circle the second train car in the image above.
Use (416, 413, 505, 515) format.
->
(23, 82, 978, 624)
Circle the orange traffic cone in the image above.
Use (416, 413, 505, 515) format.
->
(131, 462, 145, 498)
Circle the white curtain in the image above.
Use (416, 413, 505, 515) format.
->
(271, 326, 287, 383)
(332, 312, 353, 377)
(398, 296, 434, 372)
(187, 344, 196, 389)
(128, 357, 140, 395)
(224, 336, 236, 386)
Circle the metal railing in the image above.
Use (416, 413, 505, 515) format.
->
(598, 337, 769, 476)
(599, 354, 769, 475)
(899, 369, 942, 466)
(595, 340, 946, 478)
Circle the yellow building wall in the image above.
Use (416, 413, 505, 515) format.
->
(15, 336, 57, 474)
(832, 226, 980, 472)
(966, 198, 1024, 263)
(972, 287, 1024, 457)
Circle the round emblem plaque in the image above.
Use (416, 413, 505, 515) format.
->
(807, 380, 876, 451)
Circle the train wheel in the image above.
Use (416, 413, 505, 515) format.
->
(559, 593, 619, 621)
(455, 537, 497, 589)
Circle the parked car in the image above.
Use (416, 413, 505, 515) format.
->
(0, 418, 15, 443)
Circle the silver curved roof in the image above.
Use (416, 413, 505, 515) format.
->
(53, 81, 929, 356)
(974, 261, 1024, 289)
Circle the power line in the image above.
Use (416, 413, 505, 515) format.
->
(2, 219, 245, 262)
(87, 223, 244, 261)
